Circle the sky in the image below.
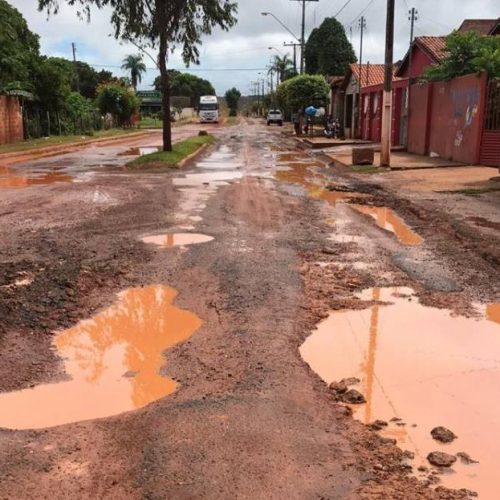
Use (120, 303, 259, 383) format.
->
(11, 0, 500, 95)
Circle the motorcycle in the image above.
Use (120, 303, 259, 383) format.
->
(324, 117, 340, 139)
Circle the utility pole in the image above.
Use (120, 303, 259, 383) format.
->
(405, 7, 418, 146)
(357, 17, 366, 138)
(284, 42, 300, 74)
(71, 42, 80, 93)
(380, 0, 395, 166)
(290, 0, 319, 74)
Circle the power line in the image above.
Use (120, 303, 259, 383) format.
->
(90, 63, 268, 72)
(346, 0, 377, 27)
(334, 0, 355, 17)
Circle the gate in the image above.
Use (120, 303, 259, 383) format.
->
(480, 79, 500, 167)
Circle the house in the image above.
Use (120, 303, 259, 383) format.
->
(396, 36, 447, 81)
(457, 18, 500, 36)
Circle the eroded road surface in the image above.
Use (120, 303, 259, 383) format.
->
(0, 119, 499, 499)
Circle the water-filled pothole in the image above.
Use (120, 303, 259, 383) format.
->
(142, 233, 214, 247)
(300, 287, 500, 497)
(0, 285, 202, 429)
(350, 205, 423, 246)
(0, 171, 73, 188)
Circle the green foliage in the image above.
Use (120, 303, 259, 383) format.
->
(67, 91, 95, 117)
(305, 17, 356, 76)
(269, 55, 294, 83)
(121, 54, 146, 89)
(153, 71, 215, 106)
(0, 0, 40, 92)
(96, 82, 139, 125)
(127, 134, 215, 169)
(32, 57, 73, 112)
(424, 31, 500, 81)
(277, 74, 330, 113)
(224, 87, 241, 114)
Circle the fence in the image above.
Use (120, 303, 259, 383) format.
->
(480, 79, 500, 167)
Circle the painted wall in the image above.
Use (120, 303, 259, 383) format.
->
(408, 83, 431, 155)
(398, 46, 434, 80)
(0, 96, 23, 145)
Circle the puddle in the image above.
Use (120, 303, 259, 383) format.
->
(0, 285, 202, 429)
(300, 287, 500, 497)
(0, 171, 73, 188)
(274, 163, 365, 206)
(118, 147, 160, 156)
(350, 205, 423, 246)
(142, 233, 214, 247)
(173, 171, 243, 187)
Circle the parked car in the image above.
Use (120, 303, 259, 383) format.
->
(267, 109, 283, 126)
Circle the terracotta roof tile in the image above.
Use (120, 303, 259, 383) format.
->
(348, 63, 401, 87)
(458, 18, 500, 36)
(415, 36, 448, 63)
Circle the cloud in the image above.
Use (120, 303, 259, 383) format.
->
(10, 0, 500, 94)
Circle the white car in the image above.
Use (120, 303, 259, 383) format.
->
(267, 109, 283, 126)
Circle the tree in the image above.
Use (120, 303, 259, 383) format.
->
(32, 57, 73, 113)
(270, 55, 294, 83)
(305, 17, 356, 76)
(278, 74, 330, 113)
(121, 54, 146, 89)
(0, 0, 40, 91)
(423, 31, 500, 81)
(39, 0, 238, 151)
(154, 71, 215, 107)
(96, 81, 139, 126)
(224, 87, 241, 116)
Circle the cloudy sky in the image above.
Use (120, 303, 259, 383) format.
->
(11, 0, 500, 95)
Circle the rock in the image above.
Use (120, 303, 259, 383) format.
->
(427, 452, 457, 468)
(342, 389, 366, 404)
(431, 426, 457, 443)
(340, 377, 360, 386)
(368, 420, 388, 431)
(352, 147, 374, 166)
(329, 380, 348, 394)
(457, 452, 479, 465)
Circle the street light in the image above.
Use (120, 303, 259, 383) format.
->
(268, 46, 284, 56)
(261, 12, 301, 44)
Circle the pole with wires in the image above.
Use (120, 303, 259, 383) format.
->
(405, 7, 418, 146)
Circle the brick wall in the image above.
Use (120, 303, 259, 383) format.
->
(0, 96, 24, 145)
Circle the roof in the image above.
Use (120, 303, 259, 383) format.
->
(347, 63, 401, 88)
(458, 18, 500, 36)
(414, 36, 448, 63)
(328, 75, 344, 87)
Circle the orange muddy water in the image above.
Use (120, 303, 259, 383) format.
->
(351, 205, 423, 246)
(0, 170, 72, 188)
(142, 233, 214, 247)
(0, 285, 202, 430)
(300, 287, 500, 497)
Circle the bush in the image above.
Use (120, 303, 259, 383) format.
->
(96, 82, 139, 126)
(276, 74, 330, 115)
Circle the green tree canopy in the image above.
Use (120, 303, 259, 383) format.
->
(269, 55, 294, 83)
(305, 17, 356, 76)
(96, 81, 139, 125)
(0, 0, 40, 91)
(277, 74, 330, 113)
(153, 71, 215, 107)
(38, 0, 238, 151)
(121, 54, 146, 89)
(224, 87, 241, 115)
(423, 31, 500, 81)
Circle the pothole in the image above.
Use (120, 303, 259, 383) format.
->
(0, 171, 73, 189)
(350, 205, 423, 246)
(300, 287, 500, 497)
(0, 285, 202, 429)
(142, 233, 214, 247)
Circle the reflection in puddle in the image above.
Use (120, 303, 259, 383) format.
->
(351, 205, 423, 246)
(0, 285, 202, 429)
(118, 147, 160, 156)
(300, 288, 500, 497)
(142, 233, 214, 247)
(274, 163, 365, 206)
(0, 171, 73, 188)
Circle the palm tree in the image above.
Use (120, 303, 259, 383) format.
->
(271, 55, 294, 83)
(121, 54, 147, 89)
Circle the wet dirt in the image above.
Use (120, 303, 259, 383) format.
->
(0, 285, 201, 430)
(300, 287, 500, 498)
(142, 233, 214, 247)
(118, 147, 160, 156)
(350, 204, 424, 246)
(0, 171, 73, 188)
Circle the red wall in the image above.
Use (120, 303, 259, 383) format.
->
(399, 47, 434, 79)
(408, 73, 488, 164)
(0, 96, 23, 145)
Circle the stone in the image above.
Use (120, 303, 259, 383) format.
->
(431, 426, 457, 443)
(352, 147, 374, 166)
(329, 380, 348, 394)
(340, 377, 360, 386)
(457, 452, 479, 465)
(368, 420, 388, 431)
(427, 452, 457, 468)
(342, 389, 366, 404)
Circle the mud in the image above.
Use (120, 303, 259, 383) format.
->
(142, 233, 214, 247)
(0, 119, 498, 499)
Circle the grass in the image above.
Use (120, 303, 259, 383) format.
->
(351, 165, 389, 174)
(127, 134, 215, 170)
(0, 128, 141, 155)
(452, 186, 500, 197)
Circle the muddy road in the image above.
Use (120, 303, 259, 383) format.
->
(0, 120, 499, 499)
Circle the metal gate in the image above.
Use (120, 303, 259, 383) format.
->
(480, 78, 500, 167)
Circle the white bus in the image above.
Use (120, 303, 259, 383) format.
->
(199, 95, 219, 124)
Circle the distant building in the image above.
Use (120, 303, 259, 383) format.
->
(457, 18, 500, 36)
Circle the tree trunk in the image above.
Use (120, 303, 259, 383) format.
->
(158, 32, 172, 151)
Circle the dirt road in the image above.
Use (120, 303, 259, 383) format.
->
(0, 120, 498, 499)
